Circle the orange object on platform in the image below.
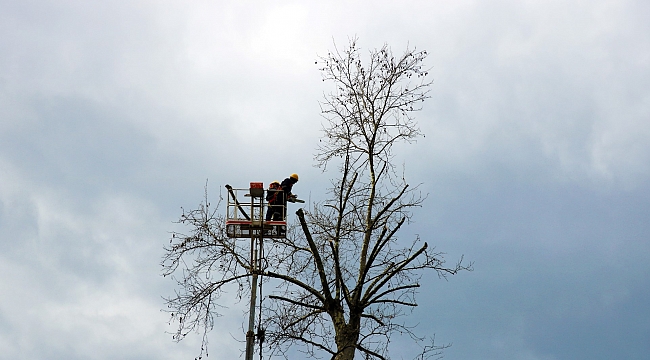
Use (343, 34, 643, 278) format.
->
(250, 182, 263, 189)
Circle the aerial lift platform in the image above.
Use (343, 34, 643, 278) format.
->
(225, 182, 305, 360)
(225, 182, 287, 239)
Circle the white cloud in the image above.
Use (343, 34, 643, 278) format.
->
(406, 0, 650, 189)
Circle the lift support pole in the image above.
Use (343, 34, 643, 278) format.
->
(245, 184, 264, 360)
(245, 233, 260, 360)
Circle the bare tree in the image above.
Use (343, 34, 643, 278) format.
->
(162, 38, 471, 360)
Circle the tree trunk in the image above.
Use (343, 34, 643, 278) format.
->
(332, 311, 361, 360)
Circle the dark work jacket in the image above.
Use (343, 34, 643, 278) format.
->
(279, 177, 297, 204)
(266, 187, 281, 204)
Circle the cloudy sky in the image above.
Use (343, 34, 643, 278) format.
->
(1, 1, 649, 359)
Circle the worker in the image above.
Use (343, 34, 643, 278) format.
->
(280, 173, 299, 207)
(265, 180, 282, 221)
(270, 173, 298, 220)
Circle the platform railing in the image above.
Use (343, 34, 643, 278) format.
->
(225, 185, 287, 238)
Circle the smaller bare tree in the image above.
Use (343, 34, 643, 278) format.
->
(162, 38, 471, 360)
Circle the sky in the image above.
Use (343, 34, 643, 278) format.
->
(1, 0, 649, 359)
